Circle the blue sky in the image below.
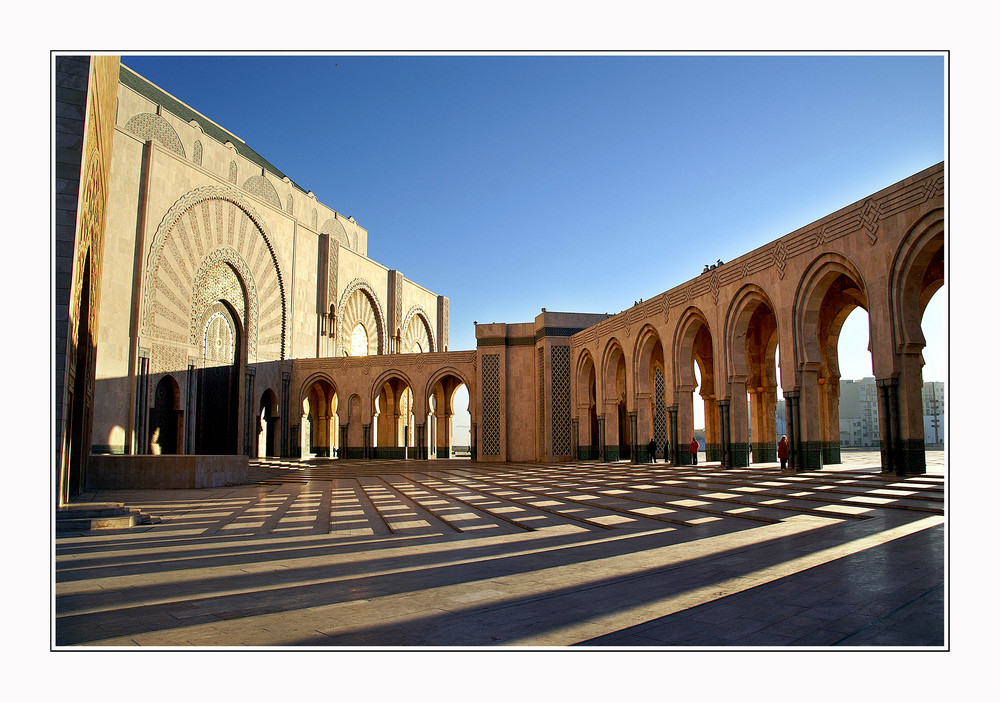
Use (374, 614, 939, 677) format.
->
(121, 53, 946, 404)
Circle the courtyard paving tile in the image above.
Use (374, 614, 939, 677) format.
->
(55, 452, 945, 649)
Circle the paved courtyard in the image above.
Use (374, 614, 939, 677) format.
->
(54, 450, 945, 648)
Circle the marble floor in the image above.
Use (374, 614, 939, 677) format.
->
(55, 451, 945, 649)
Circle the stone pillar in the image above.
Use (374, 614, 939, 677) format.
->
(300, 412, 309, 459)
(667, 404, 679, 465)
(470, 423, 477, 462)
(877, 377, 906, 475)
(572, 418, 580, 461)
(416, 422, 427, 460)
(784, 391, 800, 472)
(677, 389, 695, 465)
(728, 382, 750, 467)
(363, 423, 372, 459)
(896, 352, 928, 474)
(597, 414, 607, 462)
(751, 385, 778, 462)
(716, 399, 732, 468)
(435, 410, 453, 459)
(340, 424, 349, 460)
(703, 395, 720, 461)
(603, 400, 618, 461)
(819, 376, 842, 464)
(635, 393, 651, 462)
(629, 410, 639, 463)
(797, 368, 824, 469)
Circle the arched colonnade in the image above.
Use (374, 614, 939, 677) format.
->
(569, 165, 944, 475)
(293, 351, 478, 460)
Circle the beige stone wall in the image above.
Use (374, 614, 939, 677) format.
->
(91, 66, 446, 458)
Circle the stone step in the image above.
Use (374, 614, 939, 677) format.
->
(56, 503, 152, 532)
(56, 503, 128, 520)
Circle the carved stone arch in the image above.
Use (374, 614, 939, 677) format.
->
(321, 217, 351, 249)
(632, 324, 664, 397)
(724, 284, 779, 381)
(189, 251, 256, 360)
(141, 185, 288, 362)
(298, 371, 339, 414)
(890, 208, 945, 355)
(242, 174, 282, 210)
(123, 112, 185, 157)
(371, 368, 417, 419)
(672, 306, 713, 390)
(792, 253, 868, 370)
(600, 337, 628, 406)
(401, 306, 435, 353)
(575, 348, 598, 405)
(336, 279, 386, 356)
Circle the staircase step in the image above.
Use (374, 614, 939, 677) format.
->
(56, 503, 152, 532)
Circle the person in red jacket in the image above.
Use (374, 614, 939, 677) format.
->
(690, 436, 699, 465)
(778, 435, 788, 471)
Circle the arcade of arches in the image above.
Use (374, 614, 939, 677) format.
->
(55, 57, 945, 505)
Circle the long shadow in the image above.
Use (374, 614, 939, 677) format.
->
(576, 524, 945, 647)
(54, 517, 901, 645)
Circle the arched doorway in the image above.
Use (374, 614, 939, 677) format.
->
(258, 389, 278, 458)
(576, 351, 599, 460)
(674, 308, 716, 465)
(726, 287, 780, 466)
(150, 375, 182, 455)
(374, 376, 414, 458)
(302, 378, 337, 458)
(427, 372, 470, 459)
(196, 301, 242, 455)
(795, 255, 871, 470)
(601, 340, 629, 461)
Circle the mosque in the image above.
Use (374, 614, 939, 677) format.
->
(54, 56, 944, 503)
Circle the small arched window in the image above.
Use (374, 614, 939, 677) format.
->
(351, 323, 369, 357)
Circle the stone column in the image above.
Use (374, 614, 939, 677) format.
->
(876, 377, 906, 475)
(603, 400, 619, 461)
(572, 418, 580, 461)
(340, 424, 349, 460)
(784, 390, 800, 472)
(716, 400, 733, 468)
(703, 395, 720, 461)
(820, 376, 842, 464)
(416, 422, 427, 460)
(728, 381, 750, 467)
(635, 392, 651, 462)
(667, 404, 679, 465)
(629, 410, 639, 463)
(896, 351, 928, 474)
(435, 410, 453, 458)
(751, 385, 778, 462)
(597, 414, 607, 462)
(363, 423, 372, 459)
(677, 389, 695, 465)
(797, 368, 824, 469)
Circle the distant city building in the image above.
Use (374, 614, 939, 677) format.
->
(922, 381, 944, 446)
(837, 377, 944, 448)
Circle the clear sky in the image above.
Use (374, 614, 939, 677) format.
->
(120, 53, 946, 429)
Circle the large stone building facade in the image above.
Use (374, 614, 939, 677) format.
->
(54, 57, 945, 503)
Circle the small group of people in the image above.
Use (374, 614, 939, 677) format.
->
(645, 434, 790, 469)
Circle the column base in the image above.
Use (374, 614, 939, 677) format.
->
(705, 443, 722, 462)
(730, 442, 750, 467)
(752, 443, 776, 462)
(603, 445, 620, 462)
(798, 441, 824, 470)
(821, 441, 842, 465)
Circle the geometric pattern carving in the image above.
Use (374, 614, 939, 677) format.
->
(654, 367, 667, 452)
(123, 113, 186, 157)
(337, 281, 384, 356)
(482, 354, 501, 456)
(193, 140, 203, 166)
(242, 174, 282, 210)
(141, 186, 287, 362)
(402, 307, 434, 353)
(550, 345, 572, 456)
(228, 161, 237, 184)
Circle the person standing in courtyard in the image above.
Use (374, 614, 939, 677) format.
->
(778, 435, 788, 471)
(648, 438, 657, 463)
(690, 436, 699, 465)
